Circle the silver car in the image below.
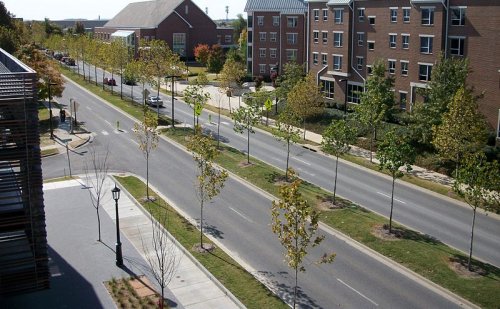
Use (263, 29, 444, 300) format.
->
(146, 95, 163, 107)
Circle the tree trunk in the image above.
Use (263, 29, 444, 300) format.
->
(389, 176, 396, 234)
(157, 80, 160, 119)
(468, 207, 477, 271)
(285, 139, 290, 181)
(293, 211, 299, 309)
(200, 197, 204, 248)
(146, 153, 149, 200)
(369, 127, 374, 163)
(97, 207, 101, 242)
(247, 121, 250, 164)
(333, 156, 339, 204)
(94, 66, 97, 86)
(111, 72, 114, 95)
(303, 119, 306, 140)
(120, 66, 123, 99)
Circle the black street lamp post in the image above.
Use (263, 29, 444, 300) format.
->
(112, 184, 123, 267)
(47, 80, 57, 139)
(339, 79, 348, 118)
(165, 75, 180, 129)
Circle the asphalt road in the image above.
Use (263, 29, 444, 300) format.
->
(41, 70, 467, 308)
(70, 63, 500, 268)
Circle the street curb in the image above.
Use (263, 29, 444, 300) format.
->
(110, 174, 246, 309)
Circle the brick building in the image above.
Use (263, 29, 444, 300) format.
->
(94, 0, 235, 59)
(306, 0, 500, 136)
(244, 0, 308, 77)
(0, 48, 48, 295)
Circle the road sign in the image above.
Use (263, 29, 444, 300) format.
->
(194, 102, 203, 116)
(264, 98, 272, 111)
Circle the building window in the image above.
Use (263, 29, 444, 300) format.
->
(321, 80, 335, 99)
(273, 16, 280, 26)
(259, 32, 267, 41)
(399, 92, 407, 110)
(358, 8, 365, 22)
(419, 64, 433, 81)
(369, 16, 375, 25)
(402, 34, 410, 49)
(248, 16, 253, 28)
(322, 31, 328, 44)
(334, 9, 343, 24)
(390, 8, 397, 23)
(286, 49, 297, 61)
(270, 32, 277, 42)
(225, 35, 232, 43)
(314, 9, 320, 21)
(450, 37, 465, 56)
(259, 64, 266, 74)
(333, 55, 342, 71)
(401, 61, 409, 76)
(259, 48, 266, 58)
(348, 84, 364, 104)
(420, 36, 433, 54)
(287, 16, 298, 28)
(247, 46, 252, 58)
(322, 53, 328, 65)
(388, 60, 396, 74)
(367, 65, 372, 75)
(421, 8, 434, 25)
(172, 33, 186, 55)
(323, 9, 328, 21)
(403, 8, 410, 23)
(270, 48, 277, 58)
(357, 57, 363, 70)
(368, 41, 375, 50)
(334, 32, 343, 47)
(389, 34, 397, 48)
(357, 32, 364, 46)
(313, 53, 319, 65)
(451, 7, 466, 26)
(313, 31, 319, 43)
(257, 16, 264, 26)
(287, 33, 298, 45)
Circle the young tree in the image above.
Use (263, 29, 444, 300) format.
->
(432, 87, 488, 177)
(271, 169, 335, 309)
(83, 145, 109, 242)
(233, 103, 261, 164)
(355, 60, 395, 162)
(141, 203, 179, 309)
(134, 106, 159, 201)
(286, 73, 324, 140)
(275, 62, 305, 104)
(454, 153, 500, 271)
(207, 44, 224, 74)
(376, 130, 415, 233)
(322, 119, 357, 204)
(230, 14, 247, 42)
(219, 57, 246, 112)
(193, 43, 210, 66)
(124, 60, 140, 101)
(187, 127, 228, 248)
(273, 106, 301, 181)
(183, 83, 210, 128)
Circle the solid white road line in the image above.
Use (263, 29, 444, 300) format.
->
(337, 278, 379, 307)
(101, 131, 109, 136)
(292, 157, 311, 166)
(377, 191, 407, 204)
(229, 207, 254, 223)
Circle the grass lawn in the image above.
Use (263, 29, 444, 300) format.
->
(115, 176, 288, 309)
(164, 127, 500, 309)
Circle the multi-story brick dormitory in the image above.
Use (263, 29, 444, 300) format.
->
(246, 0, 500, 137)
(0, 48, 48, 295)
(94, 0, 235, 59)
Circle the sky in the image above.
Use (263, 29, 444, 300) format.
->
(2, 0, 247, 21)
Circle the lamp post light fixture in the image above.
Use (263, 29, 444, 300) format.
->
(47, 80, 57, 139)
(112, 184, 123, 267)
(338, 78, 348, 118)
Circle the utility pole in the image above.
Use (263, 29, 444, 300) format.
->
(225, 6, 229, 21)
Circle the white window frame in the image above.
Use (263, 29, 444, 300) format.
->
(313, 52, 319, 65)
(421, 7, 435, 26)
(388, 59, 396, 74)
(270, 32, 277, 42)
(333, 54, 342, 71)
(399, 91, 408, 110)
(402, 7, 411, 23)
(334, 9, 343, 24)
(287, 33, 298, 45)
(257, 16, 264, 26)
(259, 48, 266, 58)
(323, 9, 328, 21)
(321, 53, 328, 65)
(368, 40, 375, 51)
(400, 60, 409, 76)
(402, 34, 410, 49)
(270, 48, 277, 59)
(287, 16, 298, 28)
(368, 16, 376, 25)
(390, 7, 398, 23)
(389, 33, 397, 48)
(451, 6, 466, 26)
(366, 65, 373, 75)
(313, 9, 320, 21)
(322, 31, 328, 44)
(357, 32, 364, 46)
(420, 35, 434, 54)
(333, 31, 343, 47)
(449, 36, 465, 56)
(313, 31, 319, 44)
(259, 32, 267, 42)
(225, 35, 232, 43)
(286, 49, 298, 61)
(358, 8, 365, 22)
(356, 56, 363, 70)
(259, 64, 266, 74)
(418, 62, 433, 81)
(273, 16, 280, 26)
(321, 80, 335, 99)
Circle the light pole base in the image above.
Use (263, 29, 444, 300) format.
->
(116, 242, 123, 267)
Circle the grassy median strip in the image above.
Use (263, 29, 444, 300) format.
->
(115, 176, 288, 309)
(164, 127, 500, 309)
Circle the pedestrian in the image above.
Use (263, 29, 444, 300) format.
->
(60, 109, 66, 123)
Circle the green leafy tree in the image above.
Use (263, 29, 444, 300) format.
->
(74, 21, 85, 35)
(109, 39, 129, 98)
(233, 103, 261, 164)
(187, 127, 228, 248)
(184, 84, 210, 128)
(271, 169, 335, 309)
(219, 57, 246, 111)
(273, 106, 301, 181)
(376, 130, 415, 233)
(134, 106, 159, 201)
(287, 73, 324, 140)
(124, 60, 140, 100)
(322, 119, 357, 204)
(409, 54, 469, 146)
(231, 14, 247, 42)
(207, 44, 224, 74)
(276, 62, 305, 103)
(355, 60, 395, 162)
(454, 153, 500, 270)
(432, 86, 488, 177)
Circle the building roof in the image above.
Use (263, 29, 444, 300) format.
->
(111, 30, 136, 37)
(52, 19, 108, 30)
(326, 0, 352, 5)
(104, 0, 185, 28)
(245, 0, 307, 15)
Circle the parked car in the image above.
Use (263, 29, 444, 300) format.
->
(123, 78, 136, 86)
(61, 57, 75, 66)
(146, 95, 163, 107)
(104, 78, 116, 86)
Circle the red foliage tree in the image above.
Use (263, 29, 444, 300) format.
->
(193, 44, 210, 66)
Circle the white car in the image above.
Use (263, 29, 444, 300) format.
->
(146, 95, 163, 107)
